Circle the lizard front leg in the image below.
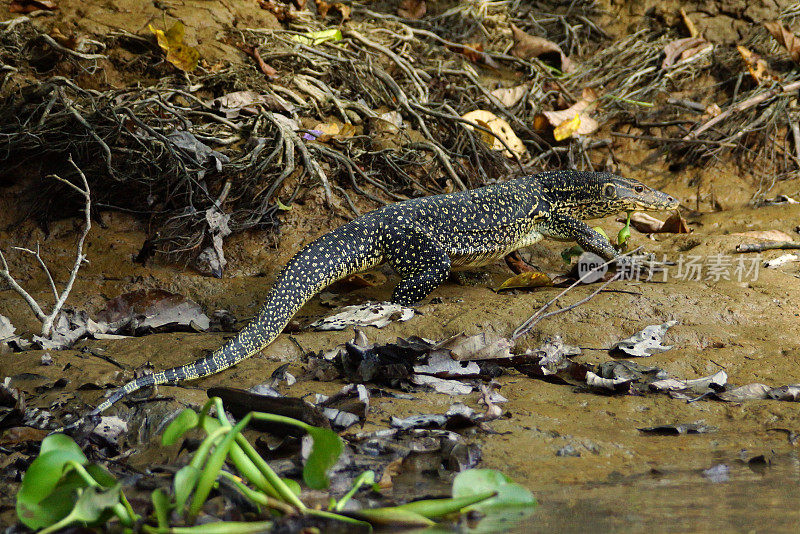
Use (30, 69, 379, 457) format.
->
(541, 213, 618, 260)
(382, 225, 451, 305)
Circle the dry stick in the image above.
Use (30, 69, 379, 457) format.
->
(684, 80, 800, 140)
(736, 241, 800, 253)
(0, 156, 91, 338)
(12, 244, 59, 303)
(39, 34, 107, 61)
(511, 247, 643, 341)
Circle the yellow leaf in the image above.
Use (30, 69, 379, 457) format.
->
(149, 21, 199, 72)
(291, 29, 343, 45)
(496, 271, 552, 291)
(553, 114, 581, 141)
(461, 110, 527, 158)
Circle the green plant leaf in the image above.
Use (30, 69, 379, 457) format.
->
(174, 465, 202, 513)
(39, 484, 122, 534)
(452, 469, 536, 512)
(302, 426, 343, 490)
(394, 490, 496, 518)
(350, 506, 435, 527)
(151, 488, 172, 529)
(163, 408, 200, 446)
(281, 477, 301, 496)
(617, 211, 632, 246)
(190, 414, 252, 518)
(165, 520, 275, 533)
(16, 435, 89, 529)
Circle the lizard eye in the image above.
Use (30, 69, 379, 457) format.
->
(604, 184, 615, 197)
(634, 184, 644, 193)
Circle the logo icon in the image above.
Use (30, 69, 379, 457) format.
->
(576, 252, 607, 283)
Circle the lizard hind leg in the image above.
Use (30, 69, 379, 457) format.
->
(383, 225, 451, 305)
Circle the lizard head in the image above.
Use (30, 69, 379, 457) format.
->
(600, 175, 680, 215)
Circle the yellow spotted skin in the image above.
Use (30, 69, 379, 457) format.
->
(87, 171, 677, 419)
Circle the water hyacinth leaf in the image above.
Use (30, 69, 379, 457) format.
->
(350, 507, 435, 527)
(16, 435, 88, 529)
(394, 490, 496, 518)
(162, 409, 200, 446)
(190, 415, 251, 517)
(174, 465, 202, 512)
(151, 489, 171, 530)
(452, 469, 536, 512)
(303, 425, 344, 489)
(164, 520, 275, 533)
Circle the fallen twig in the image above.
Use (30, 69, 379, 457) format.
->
(511, 247, 643, 341)
(736, 241, 800, 253)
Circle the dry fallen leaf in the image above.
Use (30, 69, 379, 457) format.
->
(9, 0, 57, 13)
(540, 88, 599, 140)
(737, 45, 777, 83)
(149, 21, 200, 72)
(397, 0, 426, 20)
(491, 84, 529, 108)
(496, 271, 552, 291)
(662, 37, 711, 69)
(624, 211, 690, 234)
(679, 8, 698, 38)
(310, 121, 358, 142)
(764, 21, 800, 64)
(461, 110, 526, 158)
(316, 0, 350, 20)
(510, 23, 573, 73)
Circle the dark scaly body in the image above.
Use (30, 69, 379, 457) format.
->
(85, 171, 678, 421)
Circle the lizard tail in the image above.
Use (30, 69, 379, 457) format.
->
(83, 222, 384, 421)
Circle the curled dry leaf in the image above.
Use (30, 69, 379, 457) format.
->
(624, 211, 690, 234)
(509, 24, 573, 73)
(461, 110, 526, 158)
(541, 88, 599, 140)
(397, 0, 426, 20)
(662, 37, 712, 69)
(149, 21, 200, 72)
(310, 301, 415, 330)
(764, 21, 800, 64)
(737, 45, 778, 83)
(496, 271, 552, 291)
(315, 0, 350, 20)
(610, 320, 677, 358)
(0, 315, 15, 341)
(9, 0, 57, 13)
(491, 85, 529, 108)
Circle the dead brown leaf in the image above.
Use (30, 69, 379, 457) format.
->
(737, 45, 778, 83)
(252, 47, 278, 79)
(316, 0, 350, 20)
(510, 24, 573, 73)
(461, 110, 527, 158)
(496, 271, 552, 291)
(491, 84, 528, 108)
(49, 27, 77, 50)
(680, 8, 698, 38)
(624, 211, 690, 234)
(540, 88, 599, 140)
(662, 37, 711, 69)
(764, 21, 800, 63)
(397, 0, 425, 20)
(9, 0, 57, 13)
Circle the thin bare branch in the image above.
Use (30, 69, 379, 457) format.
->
(0, 249, 48, 322)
